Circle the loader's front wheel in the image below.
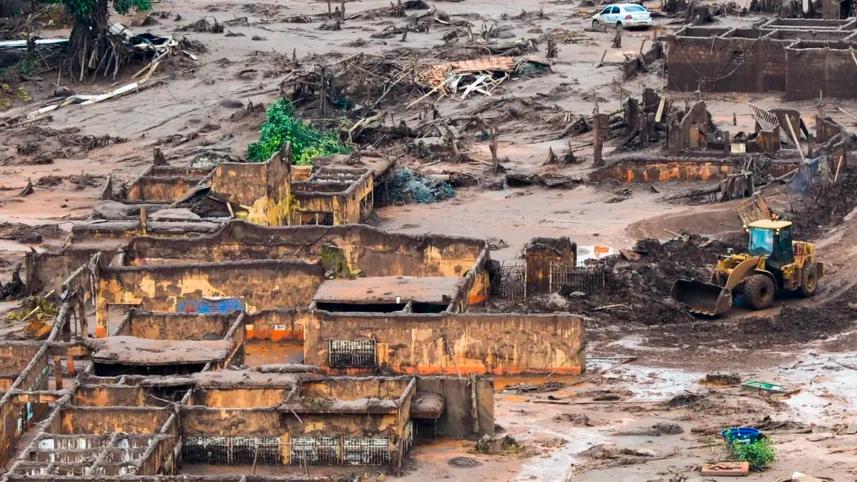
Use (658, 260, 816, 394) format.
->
(742, 274, 775, 310)
(799, 265, 818, 297)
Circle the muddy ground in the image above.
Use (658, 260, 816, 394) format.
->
(1, 0, 857, 479)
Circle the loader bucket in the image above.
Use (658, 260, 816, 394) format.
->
(671, 279, 733, 316)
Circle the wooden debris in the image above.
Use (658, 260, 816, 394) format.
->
(700, 461, 749, 477)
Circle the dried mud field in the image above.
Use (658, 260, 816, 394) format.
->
(1, 0, 857, 480)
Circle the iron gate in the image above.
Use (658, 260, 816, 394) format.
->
(549, 264, 605, 294)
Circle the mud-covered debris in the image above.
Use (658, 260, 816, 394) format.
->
(448, 456, 481, 468)
(180, 18, 224, 33)
(386, 168, 454, 204)
(652, 422, 683, 434)
(554, 413, 592, 426)
(0, 264, 26, 301)
(745, 296, 857, 347)
(0, 222, 62, 243)
(475, 434, 521, 454)
(503, 381, 567, 394)
(791, 167, 857, 240)
(755, 415, 810, 433)
(666, 392, 706, 408)
(702, 373, 742, 386)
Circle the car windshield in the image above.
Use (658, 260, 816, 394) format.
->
(748, 227, 774, 256)
(624, 5, 646, 11)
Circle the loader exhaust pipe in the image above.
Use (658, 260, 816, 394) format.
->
(671, 279, 733, 316)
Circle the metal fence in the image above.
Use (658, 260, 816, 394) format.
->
(291, 436, 391, 466)
(548, 264, 606, 295)
(182, 436, 282, 465)
(494, 263, 526, 300)
(290, 436, 339, 465)
(328, 339, 377, 368)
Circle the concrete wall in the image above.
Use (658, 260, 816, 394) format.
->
(95, 260, 324, 337)
(303, 312, 585, 375)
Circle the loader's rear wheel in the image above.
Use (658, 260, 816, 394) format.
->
(742, 274, 775, 310)
(799, 265, 818, 297)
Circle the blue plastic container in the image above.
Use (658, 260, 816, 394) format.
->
(720, 427, 762, 444)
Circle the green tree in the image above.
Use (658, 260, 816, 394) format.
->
(62, 0, 151, 79)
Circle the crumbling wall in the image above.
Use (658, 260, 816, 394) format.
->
(623, 41, 664, 80)
(95, 260, 324, 337)
(300, 378, 410, 400)
(126, 165, 212, 203)
(59, 407, 171, 434)
(25, 247, 103, 296)
(243, 310, 306, 341)
(72, 385, 149, 407)
(213, 155, 293, 226)
(211, 163, 271, 206)
(180, 407, 281, 436)
(668, 25, 857, 95)
(124, 221, 488, 278)
(192, 388, 293, 408)
(785, 41, 857, 100)
(115, 310, 236, 340)
(0, 342, 42, 386)
(67, 221, 220, 253)
(591, 156, 799, 183)
(292, 170, 374, 225)
(303, 312, 585, 375)
(127, 176, 206, 203)
(524, 237, 577, 295)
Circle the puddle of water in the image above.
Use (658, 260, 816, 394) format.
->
(587, 361, 704, 401)
(778, 353, 857, 423)
(513, 427, 606, 482)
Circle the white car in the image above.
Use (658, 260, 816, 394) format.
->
(592, 3, 653, 29)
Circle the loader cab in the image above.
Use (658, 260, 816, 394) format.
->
(747, 220, 794, 270)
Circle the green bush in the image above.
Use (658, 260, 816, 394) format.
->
(246, 99, 349, 165)
(730, 438, 775, 471)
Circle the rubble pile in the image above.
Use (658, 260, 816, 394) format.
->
(582, 234, 739, 325)
(386, 167, 455, 204)
(790, 166, 857, 239)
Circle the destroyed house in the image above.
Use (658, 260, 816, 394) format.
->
(87, 310, 245, 375)
(118, 152, 379, 228)
(88, 221, 490, 332)
(0, 263, 496, 478)
(665, 22, 857, 99)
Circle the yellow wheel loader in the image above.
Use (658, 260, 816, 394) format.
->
(672, 220, 823, 316)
